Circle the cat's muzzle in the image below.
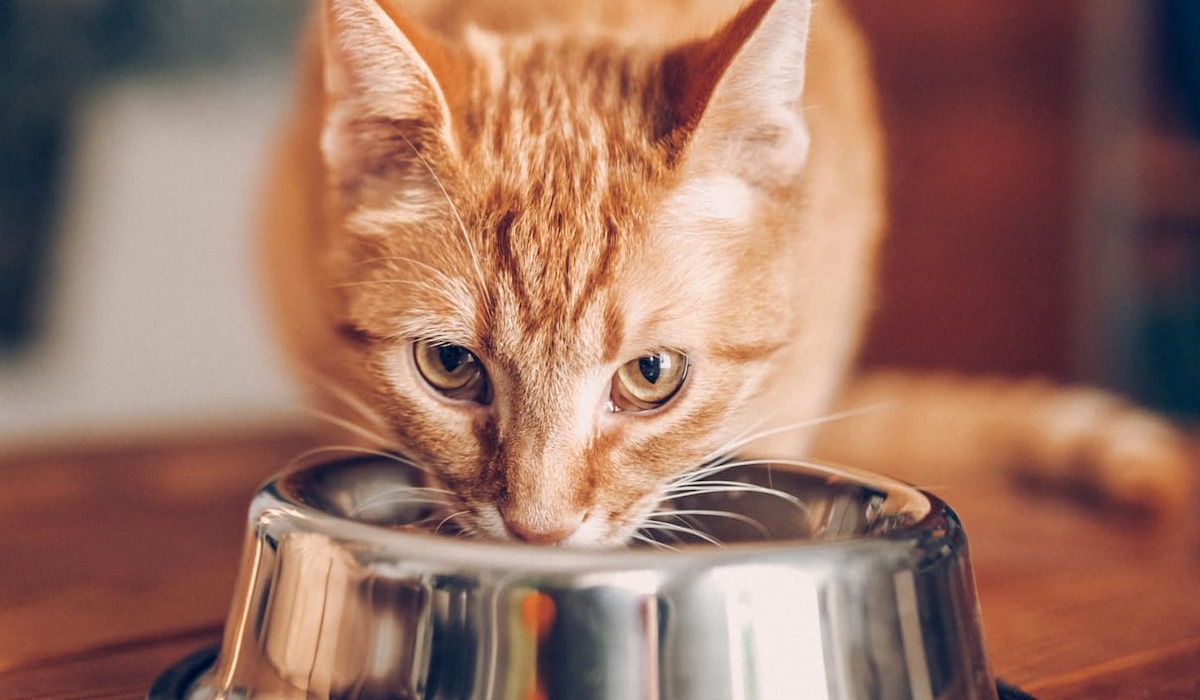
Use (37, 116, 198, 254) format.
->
(161, 457, 999, 700)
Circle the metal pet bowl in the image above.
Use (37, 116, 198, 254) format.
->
(170, 457, 997, 700)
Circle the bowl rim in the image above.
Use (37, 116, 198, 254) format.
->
(255, 457, 947, 576)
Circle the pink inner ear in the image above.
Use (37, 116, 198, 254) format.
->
(320, 0, 474, 204)
(369, 0, 473, 115)
(320, 0, 472, 137)
(657, 0, 777, 143)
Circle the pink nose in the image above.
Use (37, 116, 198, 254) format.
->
(506, 520, 578, 545)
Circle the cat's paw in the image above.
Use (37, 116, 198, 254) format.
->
(1088, 411, 1195, 515)
(1028, 391, 1196, 516)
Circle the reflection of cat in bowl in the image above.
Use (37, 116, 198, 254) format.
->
(182, 457, 997, 700)
(260, 0, 1193, 548)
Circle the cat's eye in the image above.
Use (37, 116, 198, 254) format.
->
(611, 350, 689, 412)
(413, 341, 490, 403)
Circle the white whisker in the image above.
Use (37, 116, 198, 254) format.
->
(285, 444, 434, 476)
(652, 508, 770, 537)
(284, 443, 380, 471)
(714, 457, 864, 482)
(351, 486, 454, 516)
(306, 407, 395, 449)
(635, 520, 684, 546)
(351, 255, 461, 290)
(293, 369, 390, 433)
(330, 278, 437, 292)
(667, 459, 743, 487)
(700, 404, 889, 464)
(395, 133, 489, 302)
(630, 532, 676, 551)
(639, 519, 724, 547)
(664, 481, 805, 507)
(703, 414, 776, 464)
(435, 509, 472, 536)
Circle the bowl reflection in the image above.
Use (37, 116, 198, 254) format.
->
(185, 457, 996, 700)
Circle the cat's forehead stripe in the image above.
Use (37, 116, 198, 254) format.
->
(459, 37, 669, 354)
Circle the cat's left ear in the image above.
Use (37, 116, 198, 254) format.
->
(320, 0, 463, 199)
(660, 0, 812, 185)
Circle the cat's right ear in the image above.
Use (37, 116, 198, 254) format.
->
(659, 0, 813, 187)
(320, 0, 461, 199)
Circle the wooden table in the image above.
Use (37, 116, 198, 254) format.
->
(1, 427, 1197, 699)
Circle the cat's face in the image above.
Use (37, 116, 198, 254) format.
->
(318, 0, 813, 546)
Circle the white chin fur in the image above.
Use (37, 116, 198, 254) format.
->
(472, 504, 509, 539)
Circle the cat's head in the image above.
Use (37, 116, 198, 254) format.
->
(317, 0, 814, 546)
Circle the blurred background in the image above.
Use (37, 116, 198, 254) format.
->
(0, 0, 1198, 448)
(0, 0, 309, 443)
(849, 0, 1200, 423)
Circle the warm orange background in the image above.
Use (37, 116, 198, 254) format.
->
(849, 1, 1081, 378)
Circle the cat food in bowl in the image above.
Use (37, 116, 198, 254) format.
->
(163, 457, 998, 700)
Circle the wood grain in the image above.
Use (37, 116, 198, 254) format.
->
(1027, 637, 1200, 699)
(0, 427, 319, 668)
(0, 628, 221, 700)
(947, 481, 1200, 692)
(1, 427, 1197, 698)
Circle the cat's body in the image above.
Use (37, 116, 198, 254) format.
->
(263, 0, 1192, 547)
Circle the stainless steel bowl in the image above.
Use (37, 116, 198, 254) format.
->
(184, 457, 997, 699)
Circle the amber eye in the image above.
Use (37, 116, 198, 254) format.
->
(413, 341, 490, 403)
(611, 350, 689, 412)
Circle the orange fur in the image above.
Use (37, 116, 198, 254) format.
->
(262, 0, 1192, 546)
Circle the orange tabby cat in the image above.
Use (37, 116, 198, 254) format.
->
(262, 0, 1193, 546)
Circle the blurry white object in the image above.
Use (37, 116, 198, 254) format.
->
(0, 71, 303, 441)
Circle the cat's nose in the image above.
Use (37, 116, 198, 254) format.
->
(506, 519, 579, 545)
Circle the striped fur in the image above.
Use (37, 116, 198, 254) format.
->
(263, 0, 1192, 547)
